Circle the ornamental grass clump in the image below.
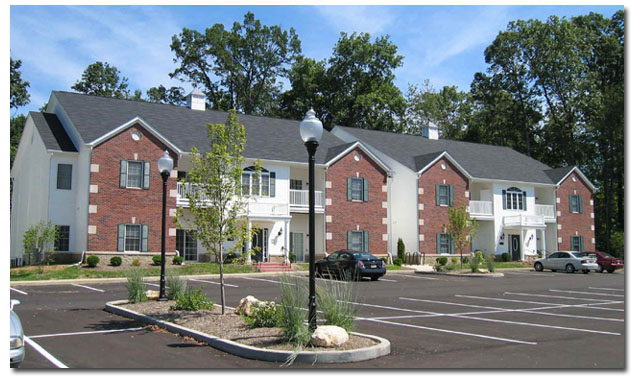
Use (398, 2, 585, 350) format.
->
(316, 279, 360, 332)
(486, 254, 496, 273)
(166, 271, 186, 300)
(126, 268, 147, 303)
(278, 275, 312, 347)
(469, 254, 481, 273)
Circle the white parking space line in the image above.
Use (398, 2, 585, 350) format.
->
(189, 279, 239, 288)
(146, 283, 160, 287)
(11, 287, 28, 295)
(387, 274, 440, 280)
(505, 271, 557, 277)
(458, 294, 624, 312)
(377, 278, 397, 282)
(504, 292, 624, 303)
(589, 287, 624, 292)
(71, 284, 105, 293)
(549, 289, 624, 298)
(237, 277, 294, 286)
(24, 337, 68, 368)
(29, 327, 146, 339)
(360, 318, 537, 345)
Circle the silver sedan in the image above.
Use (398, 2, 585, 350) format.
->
(534, 251, 599, 274)
(10, 299, 24, 368)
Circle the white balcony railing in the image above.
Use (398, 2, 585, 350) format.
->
(503, 214, 546, 228)
(247, 202, 288, 216)
(469, 200, 493, 216)
(289, 190, 324, 208)
(177, 182, 210, 206)
(535, 204, 556, 220)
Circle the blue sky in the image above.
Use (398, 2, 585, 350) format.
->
(10, 4, 623, 115)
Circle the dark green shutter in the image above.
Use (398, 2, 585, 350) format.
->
(363, 179, 369, 202)
(347, 178, 353, 201)
(579, 236, 584, 252)
(502, 190, 507, 209)
(437, 233, 442, 254)
(117, 224, 125, 251)
(141, 225, 149, 252)
(119, 161, 127, 188)
(347, 231, 353, 250)
(143, 161, 150, 189)
(523, 191, 527, 211)
(269, 172, 276, 197)
(436, 185, 442, 205)
(578, 195, 583, 213)
(363, 231, 369, 252)
(449, 233, 455, 254)
(448, 185, 454, 206)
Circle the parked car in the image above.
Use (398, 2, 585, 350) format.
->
(533, 251, 599, 274)
(10, 299, 25, 368)
(583, 251, 624, 273)
(315, 250, 386, 281)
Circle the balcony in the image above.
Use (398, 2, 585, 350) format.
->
(503, 214, 546, 228)
(247, 202, 288, 216)
(469, 200, 493, 219)
(289, 189, 325, 213)
(177, 182, 210, 207)
(535, 204, 556, 222)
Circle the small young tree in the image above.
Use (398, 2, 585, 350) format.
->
(442, 203, 478, 269)
(397, 238, 406, 262)
(22, 221, 57, 265)
(176, 110, 257, 314)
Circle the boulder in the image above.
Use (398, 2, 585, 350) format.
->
(235, 295, 267, 316)
(310, 325, 349, 347)
(145, 290, 159, 300)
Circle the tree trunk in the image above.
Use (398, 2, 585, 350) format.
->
(219, 242, 226, 315)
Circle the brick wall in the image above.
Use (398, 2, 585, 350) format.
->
(325, 147, 388, 255)
(87, 124, 177, 253)
(556, 172, 595, 251)
(418, 157, 469, 253)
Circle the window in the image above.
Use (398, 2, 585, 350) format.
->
(120, 160, 150, 189)
(436, 184, 453, 206)
(55, 225, 70, 251)
(571, 236, 584, 252)
(569, 195, 583, 213)
(57, 164, 72, 190)
(242, 166, 275, 197)
(176, 229, 198, 262)
(437, 233, 454, 254)
(117, 224, 148, 252)
(347, 178, 369, 202)
(347, 230, 369, 252)
(290, 179, 303, 190)
(502, 187, 527, 210)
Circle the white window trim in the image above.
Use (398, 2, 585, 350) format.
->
(124, 224, 142, 252)
(126, 160, 144, 189)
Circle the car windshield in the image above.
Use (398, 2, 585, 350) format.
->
(353, 252, 377, 260)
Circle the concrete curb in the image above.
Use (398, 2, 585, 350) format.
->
(105, 300, 390, 364)
(415, 270, 504, 278)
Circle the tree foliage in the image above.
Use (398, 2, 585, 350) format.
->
(11, 58, 30, 109)
(71, 61, 131, 98)
(22, 221, 58, 265)
(10, 114, 26, 167)
(443, 204, 477, 269)
(147, 85, 187, 106)
(169, 11, 301, 115)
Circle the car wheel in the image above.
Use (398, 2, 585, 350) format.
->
(343, 267, 354, 281)
(582, 270, 589, 274)
(566, 264, 575, 273)
(551, 270, 557, 272)
(534, 262, 544, 272)
(595, 264, 603, 273)
(607, 268, 616, 273)
(371, 275, 380, 281)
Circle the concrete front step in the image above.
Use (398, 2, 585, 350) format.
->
(253, 262, 293, 273)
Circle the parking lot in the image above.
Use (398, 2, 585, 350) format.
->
(10, 269, 625, 369)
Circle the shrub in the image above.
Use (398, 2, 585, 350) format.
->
(397, 238, 406, 262)
(393, 258, 404, 266)
(223, 252, 236, 264)
(501, 253, 510, 262)
(126, 269, 147, 303)
(170, 286, 214, 311)
(316, 278, 360, 332)
(469, 254, 481, 273)
(380, 257, 388, 264)
(451, 257, 458, 265)
(173, 256, 184, 265)
(474, 251, 485, 264)
(152, 255, 162, 266)
(110, 256, 122, 267)
(86, 255, 100, 268)
(131, 258, 141, 267)
(166, 272, 186, 300)
(245, 302, 282, 328)
(278, 275, 312, 347)
(462, 256, 470, 264)
(288, 252, 296, 263)
(436, 257, 448, 266)
(486, 254, 495, 273)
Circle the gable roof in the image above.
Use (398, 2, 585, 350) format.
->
(545, 166, 597, 192)
(334, 126, 559, 184)
(29, 111, 78, 152)
(51, 91, 350, 164)
(324, 141, 391, 173)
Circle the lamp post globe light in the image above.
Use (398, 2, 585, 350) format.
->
(299, 109, 323, 331)
(157, 150, 174, 301)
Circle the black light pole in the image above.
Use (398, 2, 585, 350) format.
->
(157, 151, 174, 302)
(299, 109, 323, 332)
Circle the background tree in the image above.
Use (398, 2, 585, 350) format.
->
(169, 11, 301, 115)
(442, 204, 477, 269)
(147, 85, 187, 106)
(176, 111, 257, 314)
(71, 61, 131, 98)
(11, 58, 30, 110)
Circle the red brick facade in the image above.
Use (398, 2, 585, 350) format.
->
(556, 172, 595, 251)
(87, 124, 177, 253)
(325, 147, 388, 255)
(418, 157, 470, 253)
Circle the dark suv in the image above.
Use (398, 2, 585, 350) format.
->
(583, 251, 624, 273)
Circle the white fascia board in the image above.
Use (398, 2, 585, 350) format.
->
(324, 141, 392, 173)
(88, 116, 183, 154)
(471, 177, 558, 188)
(417, 151, 473, 179)
(181, 153, 317, 169)
(556, 167, 597, 192)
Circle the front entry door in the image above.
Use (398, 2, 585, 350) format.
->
(510, 235, 521, 261)
(252, 228, 269, 262)
(290, 232, 304, 262)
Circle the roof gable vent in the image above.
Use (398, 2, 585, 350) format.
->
(421, 121, 439, 140)
(187, 89, 206, 111)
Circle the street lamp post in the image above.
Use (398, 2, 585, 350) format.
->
(299, 109, 323, 331)
(157, 150, 174, 302)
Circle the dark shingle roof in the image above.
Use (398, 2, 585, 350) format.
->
(30, 111, 78, 152)
(544, 166, 576, 184)
(51, 91, 350, 164)
(337, 126, 558, 184)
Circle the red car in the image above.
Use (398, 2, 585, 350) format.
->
(584, 251, 624, 273)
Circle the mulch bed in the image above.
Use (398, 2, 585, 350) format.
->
(122, 301, 376, 352)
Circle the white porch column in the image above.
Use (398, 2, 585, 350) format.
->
(284, 220, 290, 263)
(541, 228, 546, 258)
(520, 228, 524, 261)
(246, 219, 252, 264)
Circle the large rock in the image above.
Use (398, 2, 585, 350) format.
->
(311, 325, 349, 347)
(145, 290, 159, 300)
(235, 295, 268, 316)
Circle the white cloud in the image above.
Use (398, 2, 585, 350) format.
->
(313, 5, 396, 36)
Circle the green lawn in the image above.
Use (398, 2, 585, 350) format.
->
(10, 262, 259, 282)
(439, 261, 532, 271)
